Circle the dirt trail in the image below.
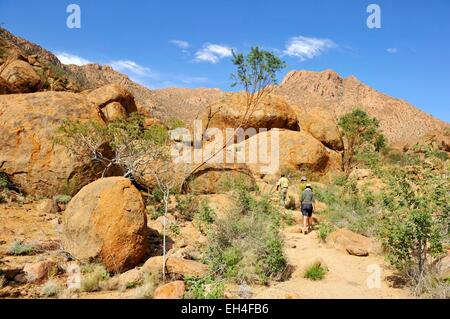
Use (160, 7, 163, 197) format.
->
(253, 227, 412, 299)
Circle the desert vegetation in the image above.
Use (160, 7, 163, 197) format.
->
(0, 26, 449, 300)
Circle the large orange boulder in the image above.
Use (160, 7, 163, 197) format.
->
(87, 84, 138, 115)
(185, 163, 256, 194)
(327, 228, 381, 255)
(236, 129, 340, 178)
(154, 281, 185, 299)
(201, 93, 299, 133)
(62, 177, 148, 273)
(0, 60, 41, 93)
(296, 107, 344, 151)
(0, 91, 105, 196)
(0, 76, 15, 94)
(141, 256, 208, 277)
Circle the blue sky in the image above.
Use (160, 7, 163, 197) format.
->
(0, 0, 449, 122)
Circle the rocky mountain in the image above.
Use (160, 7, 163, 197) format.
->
(274, 69, 449, 147)
(1, 26, 448, 147)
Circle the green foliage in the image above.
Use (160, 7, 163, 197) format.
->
(41, 280, 60, 297)
(144, 123, 169, 146)
(176, 194, 199, 221)
(333, 174, 347, 186)
(0, 173, 9, 190)
(53, 194, 72, 204)
(195, 199, 216, 224)
(55, 113, 170, 186)
(8, 241, 34, 256)
(315, 183, 381, 237)
(80, 264, 110, 292)
(135, 271, 162, 299)
(218, 174, 256, 193)
(318, 222, 334, 242)
(167, 118, 185, 130)
(169, 222, 181, 237)
(184, 276, 225, 299)
(205, 192, 286, 285)
(304, 263, 327, 281)
(338, 108, 386, 172)
(231, 46, 286, 90)
(378, 165, 448, 282)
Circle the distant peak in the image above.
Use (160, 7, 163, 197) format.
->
(281, 69, 342, 85)
(345, 75, 361, 83)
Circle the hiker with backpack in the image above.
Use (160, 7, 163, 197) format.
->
(301, 183, 315, 234)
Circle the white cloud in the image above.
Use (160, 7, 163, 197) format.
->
(56, 52, 92, 65)
(283, 36, 336, 61)
(195, 43, 233, 63)
(386, 48, 398, 54)
(170, 39, 190, 49)
(109, 60, 158, 78)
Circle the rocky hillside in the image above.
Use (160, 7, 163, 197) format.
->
(1, 26, 448, 147)
(274, 69, 449, 147)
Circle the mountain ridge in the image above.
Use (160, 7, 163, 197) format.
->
(0, 27, 448, 147)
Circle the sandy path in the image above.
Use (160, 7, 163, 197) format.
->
(253, 228, 412, 299)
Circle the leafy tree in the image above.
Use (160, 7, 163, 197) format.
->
(338, 108, 386, 173)
(54, 113, 168, 180)
(379, 162, 448, 287)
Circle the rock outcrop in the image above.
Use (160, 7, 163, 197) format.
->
(0, 91, 103, 196)
(296, 107, 344, 151)
(87, 84, 138, 115)
(201, 93, 299, 134)
(327, 228, 381, 255)
(62, 177, 148, 273)
(275, 69, 449, 148)
(153, 281, 185, 299)
(236, 129, 341, 178)
(0, 84, 137, 197)
(0, 59, 41, 93)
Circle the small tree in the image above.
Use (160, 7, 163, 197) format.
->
(338, 108, 386, 173)
(183, 47, 285, 189)
(54, 113, 168, 180)
(379, 164, 448, 291)
(55, 113, 181, 281)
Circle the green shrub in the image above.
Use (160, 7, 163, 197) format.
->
(42, 280, 60, 297)
(333, 174, 347, 186)
(315, 183, 381, 237)
(0, 195, 5, 204)
(8, 241, 34, 256)
(135, 271, 162, 299)
(53, 194, 72, 204)
(318, 222, 333, 243)
(184, 276, 225, 299)
(80, 264, 110, 292)
(0, 173, 9, 190)
(167, 118, 185, 130)
(176, 194, 199, 221)
(145, 123, 169, 146)
(195, 199, 216, 224)
(169, 222, 181, 237)
(304, 263, 327, 281)
(378, 163, 448, 290)
(218, 174, 256, 194)
(205, 193, 286, 285)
